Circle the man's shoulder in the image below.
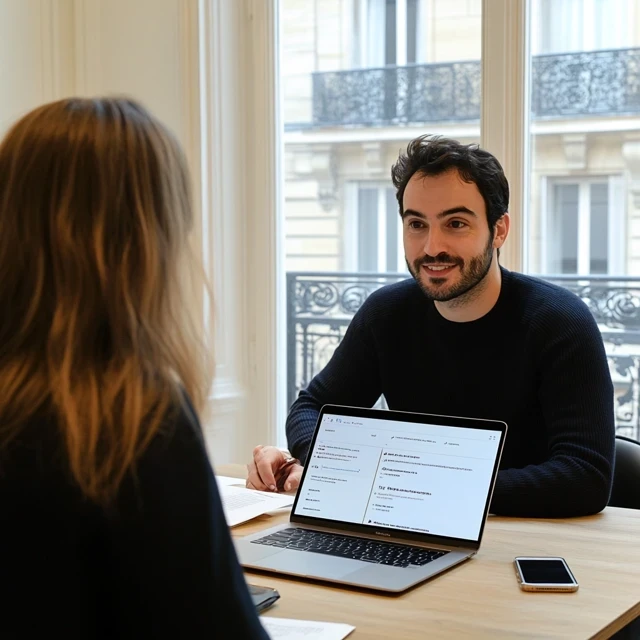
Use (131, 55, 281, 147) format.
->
(507, 270, 596, 326)
(367, 277, 421, 300)
(358, 277, 423, 319)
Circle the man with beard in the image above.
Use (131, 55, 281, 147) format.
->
(247, 135, 615, 518)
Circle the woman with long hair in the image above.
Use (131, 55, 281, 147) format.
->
(0, 97, 268, 638)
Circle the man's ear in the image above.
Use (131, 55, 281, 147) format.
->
(493, 213, 510, 249)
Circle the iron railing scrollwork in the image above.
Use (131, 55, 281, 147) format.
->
(287, 271, 640, 440)
(309, 47, 640, 128)
(312, 61, 481, 126)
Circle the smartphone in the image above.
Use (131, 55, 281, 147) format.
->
(248, 583, 281, 612)
(514, 557, 579, 592)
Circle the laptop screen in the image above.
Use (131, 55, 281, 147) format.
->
(292, 407, 504, 543)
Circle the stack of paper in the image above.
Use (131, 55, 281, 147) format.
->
(215, 475, 246, 489)
(261, 617, 355, 639)
(216, 476, 294, 527)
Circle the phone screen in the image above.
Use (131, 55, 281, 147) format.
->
(517, 559, 574, 584)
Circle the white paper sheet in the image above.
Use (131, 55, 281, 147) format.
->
(220, 485, 294, 527)
(215, 475, 246, 488)
(261, 617, 355, 639)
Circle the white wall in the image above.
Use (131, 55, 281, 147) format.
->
(0, 0, 278, 464)
(0, 0, 73, 130)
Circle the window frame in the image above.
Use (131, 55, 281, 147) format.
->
(540, 175, 626, 275)
(355, 0, 421, 68)
(224, 0, 530, 444)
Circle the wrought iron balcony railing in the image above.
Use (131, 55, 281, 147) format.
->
(287, 271, 640, 440)
(308, 47, 640, 128)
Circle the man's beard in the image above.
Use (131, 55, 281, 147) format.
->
(407, 234, 495, 303)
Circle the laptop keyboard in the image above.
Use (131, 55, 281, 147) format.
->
(251, 528, 449, 568)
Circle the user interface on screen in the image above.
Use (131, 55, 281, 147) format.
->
(293, 412, 502, 542)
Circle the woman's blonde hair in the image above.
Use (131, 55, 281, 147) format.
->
(0, 97, 214, 503)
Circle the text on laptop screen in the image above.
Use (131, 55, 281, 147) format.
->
(293, 412, 502, 542)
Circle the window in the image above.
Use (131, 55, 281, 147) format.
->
(280, 0, 481, 418)
(281, 0, 481, 274)
(276, 0, 640, 439)
(541, 178, 625, 275)
(346, 184, 406, 273)
(209, 0, 640, 452)
(533, 0, 632, 54)
(354, 0, 421, 68)
(526, 0, 640, 442)
(527, 0, 639, 280)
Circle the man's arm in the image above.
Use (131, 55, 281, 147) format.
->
(287, 309, 383, 464)
(491, 302, 616, 518)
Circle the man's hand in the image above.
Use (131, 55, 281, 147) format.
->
(246, 445, 303, 493)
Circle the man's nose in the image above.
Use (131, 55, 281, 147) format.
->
(422, 227, 447, 257)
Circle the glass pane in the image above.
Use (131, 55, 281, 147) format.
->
(357, 188, 379, 272)
(385, 0, 396, 65)
(527, 0, 640, 440)
(589, 183, 609, 274)
(534, 0, 583, 54)
(594, 0, 631, 50)
(281, 0, 481, 273)
(385, 187, 398, 272)
(280, 0, 481, 408)
(406, 0, 418, 64)
(549, 184, 579, 274)
(528, 0, 637, 278)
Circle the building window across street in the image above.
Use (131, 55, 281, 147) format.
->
(542, 177, 624, 275)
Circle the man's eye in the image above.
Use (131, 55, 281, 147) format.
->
(449, 220, 467, 229)
(408, 220, 424, 229)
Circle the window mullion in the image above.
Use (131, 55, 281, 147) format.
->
(481, 0, 529, 273)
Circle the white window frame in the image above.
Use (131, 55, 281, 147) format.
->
(540, 176, 626, 275)
(207, 0, 529, 446)
(5, 0, 532, 455)
(481, 0, 529, 272)
(207, 0, 287, 450)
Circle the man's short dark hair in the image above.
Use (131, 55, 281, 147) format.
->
(391, 135, 509, 230)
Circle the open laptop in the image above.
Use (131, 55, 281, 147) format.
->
(235, 404, 507, 593)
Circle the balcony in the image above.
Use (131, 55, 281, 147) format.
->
(306, 47, 640, 128)
(287, 271, 640, 440)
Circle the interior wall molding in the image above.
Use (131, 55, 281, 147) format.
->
(198, 0, 253, 458)
(72, 0, 102, 96)
(39, 0, 63, 102)
(65, 0, 253, 460)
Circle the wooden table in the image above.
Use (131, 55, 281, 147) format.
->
(219, 464, 640, 639)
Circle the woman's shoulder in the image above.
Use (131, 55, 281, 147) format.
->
(138, 392, 207, 464)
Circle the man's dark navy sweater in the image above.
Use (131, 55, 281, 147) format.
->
(287, 268, 616, 518)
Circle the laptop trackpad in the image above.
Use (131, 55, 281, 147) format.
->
(260, 551, 356, 579)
